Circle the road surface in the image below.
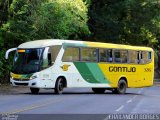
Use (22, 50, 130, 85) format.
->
(0, 85, 160, 119)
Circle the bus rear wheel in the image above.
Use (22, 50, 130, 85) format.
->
(112, 79, 127, 94)
(30, 88, 39, 94)
(92, 88, 106, 94)
(55, 78, 64, 94)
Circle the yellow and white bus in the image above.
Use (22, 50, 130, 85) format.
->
(5, 39, 154, 94)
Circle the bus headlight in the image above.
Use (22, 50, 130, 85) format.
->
(30, 75, 39, 80)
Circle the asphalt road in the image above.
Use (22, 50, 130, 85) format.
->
(0, 85, 160, 119)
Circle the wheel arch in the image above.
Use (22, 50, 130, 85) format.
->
(119, 77, 128, 88)
(56, 76, 67, 88)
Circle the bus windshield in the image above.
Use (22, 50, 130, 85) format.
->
(11, 48, 44, 74)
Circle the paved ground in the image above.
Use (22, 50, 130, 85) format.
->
(0, 83, 160, 120)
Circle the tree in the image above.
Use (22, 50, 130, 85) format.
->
(0, 0, 13, 27)
(32, 0, 90, 40)
(0, 0, 90, 83)
(1, 0, 45, 48)
(1, 0, 90, 48)
(88, 0, 160, 47)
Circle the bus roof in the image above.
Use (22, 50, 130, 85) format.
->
(18, 39, 153, 51)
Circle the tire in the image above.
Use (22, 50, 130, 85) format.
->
(30, 88, 39, 94)
(112, 79, 127, 94)
(55, 78, 64, 94)
(92, 88, 106, 94)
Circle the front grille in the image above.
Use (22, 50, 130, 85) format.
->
(14, 82, 28, 86)
(13, 78, 30, 81)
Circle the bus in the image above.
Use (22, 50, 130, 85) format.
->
(5, 39, 154, 94)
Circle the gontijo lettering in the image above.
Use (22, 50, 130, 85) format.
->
(109, 66, 136, 72)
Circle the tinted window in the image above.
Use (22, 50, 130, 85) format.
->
(63, 47, 79, 62)
(81, 48, 98, 62)
(114, 50, 128, 63)
(99, 49, 113, 62)
(48, 45, 61, 65)
(129, 51, 136, 63)
(140, 51, 152, 64)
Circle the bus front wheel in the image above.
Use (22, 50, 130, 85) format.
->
(55, 78, 64, 94)
(112, 79, 127, 94)
(30, 88, 39, 94)
(92, 88, 106, 94)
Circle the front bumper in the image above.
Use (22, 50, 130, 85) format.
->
(10, 78, 39, 87)
(10, 78, 54, 88)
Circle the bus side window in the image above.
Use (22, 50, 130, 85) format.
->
(99, 49, 112, 62)
(148, 51, 152, 63)
(148, 52, 152, 60)
(99, 49, 107, 62)
(42, 45, 61, 68)
(138, 51, 146, 64)
(114, 50, 121, 63)
(50, 46, 61, 64)
(114, 50, 128, 63)
(121, 50, 128, 63)
(81, 48, 97, 62)
(129, 50, 137, 64)
(62, 47, 79, 62)
(140, 51, 151, 64)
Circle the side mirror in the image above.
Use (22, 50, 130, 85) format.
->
(5, 48, 17, 59)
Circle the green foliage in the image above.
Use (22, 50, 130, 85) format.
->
(0, 0, 90, 83)
(88, 0, 160, 47)
(32, 0, 90, 40)
(0, 0, 13, 26)
(83, 0, 91, 7)
(1, 0, 41, 48)
(1, 0, 89, 48)
(0, 49, 11, 83)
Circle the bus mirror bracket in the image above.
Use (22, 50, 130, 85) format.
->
(5, 48, 17, 59)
